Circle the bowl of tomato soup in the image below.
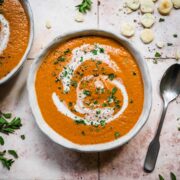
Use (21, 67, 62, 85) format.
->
(28, 30, 152, 152)
(0, 0, 33, 84)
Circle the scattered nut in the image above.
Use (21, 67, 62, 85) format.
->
(121, 23, 135, 37)
(172, 0, 180, 8)
(126, 0, 140, 10)
(75, 12, 84, 22)
(158, 0, 173, 15)
(141, 13, 155, 28)
(45, 21, 52, 29)
(140, 0, 154, 13)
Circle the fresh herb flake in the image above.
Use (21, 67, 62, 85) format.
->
(0, 136, 4, 145)
(159, 174, 164, 180)
(8, 150, 18, 159)
(83, 90, 91, 96)
(114, 132, 120, 139)
(76, 0, 93, 14)
(155, 52, 161, 58)
(20, 134, 25, 140)
(170, 172, 176, 180)
(159, 18, 165, 22)
(108, 73, 115, 81)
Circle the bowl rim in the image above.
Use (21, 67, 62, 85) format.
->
(27, 29, 152, 152)
(0, 0, 34, 85)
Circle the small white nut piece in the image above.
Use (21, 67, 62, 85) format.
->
(140, 0, 154, 13)
(140, 29, 154, 44)
(121, 23, 135, 37)
(126, 0, 140, 10)
(156, 41, 165, 48)
(75, 12, 84, 22)
(45, 21, 52, 29)
(158, 0, 173, 15)
(172, 0, 180, 8)
(141, 13, 155, 28)
(175, 49, 180, 60)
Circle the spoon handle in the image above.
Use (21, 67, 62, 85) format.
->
(144, 102, 168, 172)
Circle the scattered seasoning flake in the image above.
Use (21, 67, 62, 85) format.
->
(170, 172, 176, 180)
(159, 18, 165, 22)
(93, 100, 98, 104)
(159, 174, 164, 180)
(20, 135, 25, 140)
(129, 99, 133, 104)
(155, 52, 161, 58)
(114, 132, 120, 139)
(81, 131, 86, 136)
(108, 73, 115, 80)
(64, 49, 70, 54)
(8, 150, 18, 159)
(99, 47, 104, 53)
(178, 127, 180, 131)
(0, 136, 4, 145)
(167, 43, 173, 46)
(68, 102, 73, 107)
(58, 56, 65, 62)
(132, 71, 136, 76)
(173, 34, 178, 38)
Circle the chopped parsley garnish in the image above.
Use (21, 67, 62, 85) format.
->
(159, 18, 165, 22)
(83, 90, 91, 96)
(75, 119, 86, 125)
(93, 100, 98, 104)
(100, 120, 106, 127)
(167, 43, 173, 46)
(159, 175, 164, 180)
(2, 113, 12, 119)
(112, 87, 117, 95)
(0, 153, 14, 170)
(68, 102, 73, 107)
(76, 0, 92, 14)
(102, 103, 107, 107)
(91, 49, 98, 55)
(108, 73, 115, 81)
(96, 110, 101, 115)
(114, 132, 120, 139)
(80, 57, 83, 62)
(64, 48, 70, 55)
(99, 47, 104, 53)
(155, 52, 161, 58)
(57, 56, 65, 62)
(8, 150, 18, 159)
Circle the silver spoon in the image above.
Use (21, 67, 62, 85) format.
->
(144, 63, 180, 172)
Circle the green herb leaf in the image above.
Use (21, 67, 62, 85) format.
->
(170, 172, 176, 180)
(167, 43, 173, 46)
(108, 73, 115, 81)
(3, 113, 12, 119)
(64, 48, 70, 55)
(159, 18, 165, 22)
(112, 87, 117, 95)
(91, 49, 98, 55)
(100, 120, 106, 127)
(75, 119, 86, 125)
(114, 132, 120, 139)
(76, 0, 93, 14)
(99, 47, 104, 53)
(20, 134, 25, 140)
(0, 155, 14, 170)
(8, 150, 18, 159)
(159, 174, 164, 180)
(83, 90, 91, 96)
(0, 136, 4, 145)
(155, 52, 161, 58)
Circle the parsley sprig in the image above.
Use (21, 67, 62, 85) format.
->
(76, 0, 93, 14)
(0, 111, 23, 170)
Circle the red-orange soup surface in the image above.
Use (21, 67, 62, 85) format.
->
(35, 36, 144, 145)
(0, 0, 29, 79)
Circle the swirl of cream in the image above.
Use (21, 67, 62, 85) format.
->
(0, 14, 10, 54)
(52, 44, 129, 125)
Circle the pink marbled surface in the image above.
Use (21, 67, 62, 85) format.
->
(0, 0, 180, 179)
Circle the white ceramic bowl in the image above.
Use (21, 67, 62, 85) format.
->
(28, 30, 152, 152)
(0, 0, 34, 85)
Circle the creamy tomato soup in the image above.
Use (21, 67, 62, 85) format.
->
(0, 0, 29, 79)
(35, 36, 144, 145)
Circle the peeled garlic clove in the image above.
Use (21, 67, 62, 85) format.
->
(141, 13, 155, 28)
(121, 23, 135, 37)
(75, 12, 84, 22)
(126, 0, 140, 10)
(140, 29, 154, 44)
(158, 0, 173, 15)
(140, 0, 154, 13)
